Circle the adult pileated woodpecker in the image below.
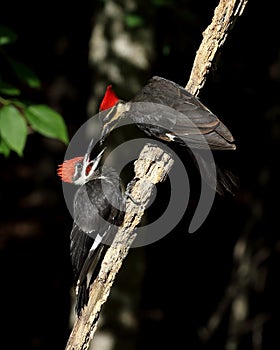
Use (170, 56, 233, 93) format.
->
(99, 76, 237, 194)
(57, 140, 124, 315)
(99, 76, 236, 151)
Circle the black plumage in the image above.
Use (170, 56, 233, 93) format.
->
(99, 76, 238, 195)
(126, 76, 236, 150)
(70, 167, 124, 315)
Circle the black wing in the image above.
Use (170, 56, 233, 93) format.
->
(128, 76, 236, 150)
(70, 223, 95, 285)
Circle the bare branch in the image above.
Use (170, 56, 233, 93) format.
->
(186, 0, 249, 96)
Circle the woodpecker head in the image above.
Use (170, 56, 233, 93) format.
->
(99, 85, 130, 140)
(57, 140, 105, 185)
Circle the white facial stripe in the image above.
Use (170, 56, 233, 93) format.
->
(73, 149, 106, 185)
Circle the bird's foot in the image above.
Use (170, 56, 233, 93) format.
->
(125, 178, 141, 206)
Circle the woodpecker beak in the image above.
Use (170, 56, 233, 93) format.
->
(82, 138, 106, 173)
(84, 147, 106, 177)
(83, 138, 95, 165)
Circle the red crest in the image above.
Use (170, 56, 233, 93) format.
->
(99, 85, 120, 111)
(57, 157, 84, 183)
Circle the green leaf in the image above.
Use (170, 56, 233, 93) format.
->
(124, 14, 144, 28)
(25, 104, 69, 144)
(9, 60, 41, 88)
(12, 99, 27, 109)
(0, 136, 11, 157)
(0, 105, 27, 156)
(0, 81, 21, 96)
(0, 26, 17, 46)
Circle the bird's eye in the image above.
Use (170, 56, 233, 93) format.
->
(76, 163, 83, 170)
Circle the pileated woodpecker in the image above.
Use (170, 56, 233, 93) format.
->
(99, 76, 236, 151)
(57, 140, 124, 315)
(99, 76, 237, 194)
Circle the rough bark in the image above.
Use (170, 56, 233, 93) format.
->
(186, 0, 248, 96)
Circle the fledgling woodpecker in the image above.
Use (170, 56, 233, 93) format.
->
(99, 76, 237, 195)
(57, 140, 124, 315)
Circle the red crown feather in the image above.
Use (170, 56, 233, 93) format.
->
(99, 85, 120, 111)
(57, 157, 84, 183)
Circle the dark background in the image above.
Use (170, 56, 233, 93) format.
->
(1, 1, 280, 349)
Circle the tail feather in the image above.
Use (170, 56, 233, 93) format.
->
(77, 242, 105, 288)
(75, 242, 105, 316)
(216, 166, 239, 196)
(191, 150, 239, 196)
(75, 281, 89, 316)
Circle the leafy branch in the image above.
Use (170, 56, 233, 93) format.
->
(0, 25, 69, 157)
